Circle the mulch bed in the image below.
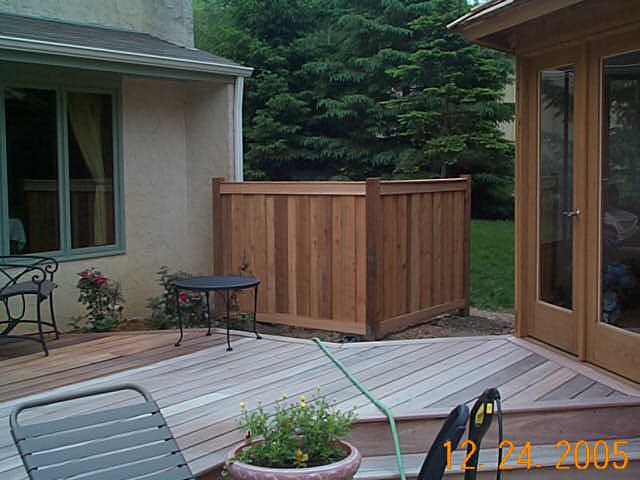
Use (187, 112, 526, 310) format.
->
(116, 308, 514, 343)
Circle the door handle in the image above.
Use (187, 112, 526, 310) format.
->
(561, 208, 580, 217)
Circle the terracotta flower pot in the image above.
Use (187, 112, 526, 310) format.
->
(226, 439, 362, 480)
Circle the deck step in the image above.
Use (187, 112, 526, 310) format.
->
(350, 399, 640, 456)
(356, 438, 640, 479)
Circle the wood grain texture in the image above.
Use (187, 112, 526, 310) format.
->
(0, 333, 638, 480)
(507, 9, 640, 384)
(215, 179, 470, 336)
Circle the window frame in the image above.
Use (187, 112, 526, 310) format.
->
(0, 70, 125, 260)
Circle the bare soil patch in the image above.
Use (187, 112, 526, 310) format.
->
(383, 308, 513, 340)
(117, 307, 514, 342)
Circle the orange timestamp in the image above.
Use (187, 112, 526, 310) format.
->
(444, 439, 630, 471)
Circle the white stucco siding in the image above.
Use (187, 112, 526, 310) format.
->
(32, 76, 235, 329)
(184, 82, 235, 267)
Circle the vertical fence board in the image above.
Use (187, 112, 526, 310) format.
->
(274, 196, 289, 313)
(409, 194, 421, 312)
(265, 196, 277, 312)
(365, 179, 382, 338)
(212, 178, 223, 275)
(332, 197, 344, 322)
(230, 194, 241, 275)
(221, 194, 232, 275)
(355, 196, 367, 327)
(255, 195, 267, 311)
(215, 177, 469, 336)
(308, 195, 332, 318)
(432, 192, 443, 306)
(342, 196, 356, 324)
(453, 190, 464, 300)
(286, 197, 297, 315)
(442, 192, 453, 303)
(420, 193, 433, 309)
(396, 194, 408, 316)
(318, 197, 333, 320)
(296, 196, 311, 317)
(461, 174, 472, 316)
(381, 196, 396, 320)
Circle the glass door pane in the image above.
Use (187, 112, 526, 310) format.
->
(601, 50, 640, 333)
(539, 66, 575, 309)
(5, 88, 59, 254)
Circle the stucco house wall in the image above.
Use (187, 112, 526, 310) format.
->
(0, 0, 194, 47)
(0, 2, 251, 335)
(47, 77, 235, 328)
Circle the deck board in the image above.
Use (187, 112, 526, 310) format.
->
(539, 374, 596, 401)
(435, 353, 546, 407)
(0, 331, 639, 479)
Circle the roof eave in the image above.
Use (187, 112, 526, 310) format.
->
(446, 0, 514, 32)
(448, 0, 585, 52)
(0, 35, 254, 78)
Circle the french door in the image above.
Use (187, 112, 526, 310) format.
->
(522, 46, 587, 357)
(584, 30, 640, 382)
(522, 35, 640, 382)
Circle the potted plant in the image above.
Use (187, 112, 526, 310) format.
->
(226, 392, 361, 480)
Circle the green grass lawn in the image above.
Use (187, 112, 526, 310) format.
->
(470, 219, 514, 312)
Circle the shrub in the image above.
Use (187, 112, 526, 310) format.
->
(147, 266, 203, 329)
(71, 268, 124, 332)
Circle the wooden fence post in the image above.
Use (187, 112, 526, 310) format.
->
(365, 178, 382, 339)
(212, 177, 224, 275)
(460, 174, 472, 316)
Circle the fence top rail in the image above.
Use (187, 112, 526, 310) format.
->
(216, 177, 469, 196)
(379, 177, 468, 195)
(219, 181, 367, 196)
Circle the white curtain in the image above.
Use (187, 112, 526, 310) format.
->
(67, 93, 107, 245)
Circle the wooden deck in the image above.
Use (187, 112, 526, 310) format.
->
(1, 330, 639, 479)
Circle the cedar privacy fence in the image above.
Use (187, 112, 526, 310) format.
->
(212, 176, 470, 339)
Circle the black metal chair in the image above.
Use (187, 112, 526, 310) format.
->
(10, 383, 195, 480)
(0, 255, 59, 355)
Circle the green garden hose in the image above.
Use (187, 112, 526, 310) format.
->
(312, 337, 407, 480)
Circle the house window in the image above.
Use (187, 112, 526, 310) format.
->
(1, 86, 121, 257)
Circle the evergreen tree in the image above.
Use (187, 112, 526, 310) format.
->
(194, 0, 515, 218)
(385, 0, 514, 217)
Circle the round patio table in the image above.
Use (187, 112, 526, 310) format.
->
(174, 275, 261, 351)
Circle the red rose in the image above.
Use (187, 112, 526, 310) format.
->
(95, 277, 107, 285)
(178, 291, 189, 302)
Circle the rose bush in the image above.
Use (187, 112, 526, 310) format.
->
(72, 268, 124, 332)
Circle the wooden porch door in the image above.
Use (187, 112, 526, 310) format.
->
(584, 30, 640, 383)
(521, 33, 640, 382)
(520, 46, 588, 357)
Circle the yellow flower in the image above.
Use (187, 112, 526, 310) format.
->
(239, 401, 246, 408)
(300, 400, 307, 408)
(282, 393, 288, 399)
(300, 395, 306, 402)
(294, 448, 309, 467)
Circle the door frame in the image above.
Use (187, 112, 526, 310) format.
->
(518, 45, 589, 358)
(585, 27, 640, 382)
